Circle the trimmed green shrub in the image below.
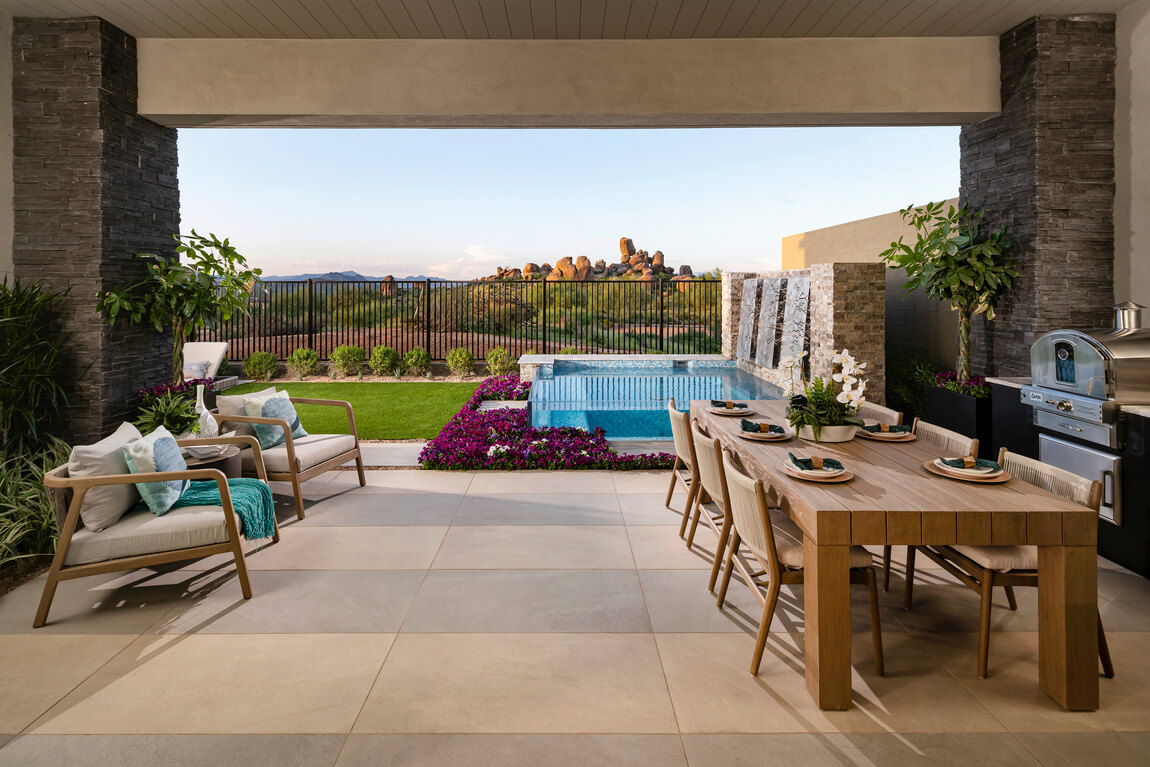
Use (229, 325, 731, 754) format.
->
(446, 347, 474, 377)
(330, 345, 366, 378)
(485, 347, 518, 376)
(286, 347, 319, 380)
(243, 351, 278, 382)
(370, 345, 401, 376)
(558, 346, 581, 355)
(403, 347, 432, 377)
(0, 280, 68, 458)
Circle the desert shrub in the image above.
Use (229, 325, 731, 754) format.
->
(485, 347, 518, 376)
(286, 347, 319, 379)
(446, 347, 474, 377)
(243, 351, 278, 382)
(330, 345, 366, 377)
(558, 346, 581, 355)
(403, 347, 432, 376)
(370, 345, 401, 376)
(0, 280, 68, 457)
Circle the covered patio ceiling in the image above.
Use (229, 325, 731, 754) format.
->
(0, 0, 1139, 39)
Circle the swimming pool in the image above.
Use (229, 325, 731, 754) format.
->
(528, 358, 784, 441)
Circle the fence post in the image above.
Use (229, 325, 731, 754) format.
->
(424, 279, 432, 356)
(306, 279, 315, 354)
(659, 281, 665, 352)
(541, 278, 548, 354)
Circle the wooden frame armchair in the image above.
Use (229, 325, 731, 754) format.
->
(665, 399, 701, 539)
(214, 397, 366, 519)
(37, 434, 277, 628)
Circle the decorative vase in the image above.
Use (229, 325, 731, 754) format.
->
(797, 424, 857, 443)
(194, 384, 218, 439)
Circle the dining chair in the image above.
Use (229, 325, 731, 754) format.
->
(687, 419, 735, 592)
(858, 402, 903, 426)
(718, 448, 884, 676)
(904, 447, 1114, 679)
(879, 417, 979, 591)
(666, 398, 701, 539)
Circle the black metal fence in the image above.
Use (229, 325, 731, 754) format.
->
(202, 279, 722, 361)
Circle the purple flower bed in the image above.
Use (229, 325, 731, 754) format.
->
(934, 371, 991, 398)
(138, 378, 215, 401)
(419, 375, 675, 471)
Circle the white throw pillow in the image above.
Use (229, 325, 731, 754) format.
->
(215, 387, 276, 439)
(66, 422, 143, 531)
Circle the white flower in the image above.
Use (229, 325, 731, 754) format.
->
(836, 390, 851, 404)
(487, 444, 511, 457)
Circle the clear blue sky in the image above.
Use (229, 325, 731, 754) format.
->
(178, 127, 959, 279)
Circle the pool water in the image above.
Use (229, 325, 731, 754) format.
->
(528, 359, 784, 440)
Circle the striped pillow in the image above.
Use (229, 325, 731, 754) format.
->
(242, 390, 308, 449)
(122, 426, 189, 515)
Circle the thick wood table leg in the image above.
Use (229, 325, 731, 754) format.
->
(804, 539, 853, 710)
(1038, 545, 1099, 710)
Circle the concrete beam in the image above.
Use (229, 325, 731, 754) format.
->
(138, 37, 1000, 128)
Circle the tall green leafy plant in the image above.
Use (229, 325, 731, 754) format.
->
(0, 438, 70, 569)
(96, 231, 262, 383)
(879, 202, 1017, 380)
(0, 280, 69, 457)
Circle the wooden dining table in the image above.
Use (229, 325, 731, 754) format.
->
(690, 400, 1100, 712)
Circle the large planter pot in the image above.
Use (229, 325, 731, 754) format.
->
(926, 387, 992, 458)
(797, 424, 857, 443)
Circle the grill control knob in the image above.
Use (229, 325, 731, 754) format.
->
(1057, 400, 1074, 412)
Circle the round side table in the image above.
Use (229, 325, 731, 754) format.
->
(183, 445, 242, 479)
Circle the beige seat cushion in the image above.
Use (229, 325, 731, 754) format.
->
(241, 433, 356, 474)
(65, 505, 228, 566)
(216, 386, 276, 439)
(949, 544, 1038, 573)
(768, 508, 873, 569)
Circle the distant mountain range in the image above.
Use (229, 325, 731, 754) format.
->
(262, 271, 447, 282)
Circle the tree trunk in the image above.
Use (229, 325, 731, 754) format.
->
(957, 307, 972, 380)
(171, 319, 185, 384)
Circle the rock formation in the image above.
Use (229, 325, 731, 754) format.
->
(478, 238, 698, 289)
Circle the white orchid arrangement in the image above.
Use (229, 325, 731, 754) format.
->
(783, 348, 869, 440)
(831, 349, 868, 408)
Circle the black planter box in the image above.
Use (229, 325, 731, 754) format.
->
(926, 387, 993, 459)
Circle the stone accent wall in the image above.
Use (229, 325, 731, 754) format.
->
(13, 17, 179, 443)
(723, 263, 886, 404)
(960, 15, 1116, 376)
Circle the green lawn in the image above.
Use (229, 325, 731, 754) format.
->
(223, 381, 480, 440)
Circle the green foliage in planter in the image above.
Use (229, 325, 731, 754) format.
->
(879, 202, 1017, 380)
(485, 347, 518, 376)
(0, 439, 71, 570)
(886, 351, 942, 422)
(330, 345, 366, 377)
(286, 348, 319, 380)
(785, 378, 864, 441)
(96, 231, 262, 383)
(403, 347, 431, 377)
(243, 351, 278, 382)
(0, 280, 69, 458)
(135, 390, 199, 436)
(446, 347, 474, 377)
(369, 345, 401, 376)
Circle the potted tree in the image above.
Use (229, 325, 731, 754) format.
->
(879, 202, 1017, 456)
(97, 231, 261, 383)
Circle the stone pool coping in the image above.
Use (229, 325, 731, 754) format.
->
(517, 353, 726, 381)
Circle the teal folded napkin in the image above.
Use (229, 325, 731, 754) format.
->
(861, 423, 912, 433)
(940, 456, 1002, 472)
(711, 400, 748, 409)
(741, 419, 784, 434)
(788, 452, 844, 472)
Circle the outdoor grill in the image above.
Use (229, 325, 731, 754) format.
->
(1020, 302, 1150, 526)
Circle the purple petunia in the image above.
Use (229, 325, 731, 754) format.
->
(419, 375, 675, 472)
(138, 378, 216, 402)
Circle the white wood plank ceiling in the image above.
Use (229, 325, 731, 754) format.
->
(0, 0, 1136, 39)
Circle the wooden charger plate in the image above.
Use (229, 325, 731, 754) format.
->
(779, 460, 854, 484)
(709, 407, 753, 417)
(922, 460, 1012, 484)
(856, 429, 916, 442)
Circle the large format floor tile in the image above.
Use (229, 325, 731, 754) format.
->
(402, 570, 650, 633)
(0, 635, 136, 733)
(335, 734, 687, 767)
(354, 633, 678, 733)
(611, 471, 674, 494)
(324, 471, 475, 495)
(296, 492, 461, 526)
(182, 527, 448, 571)
(465, 471, 616, 495)
(453, 493, 623, 526)
(1013, 732, 1150, 767)
(0, 734, 347, 767)
(432, 526, 635, 569)
(30, 634, 395, 734)
(626, 526, 716, 569)
(618, 493, 689, 526)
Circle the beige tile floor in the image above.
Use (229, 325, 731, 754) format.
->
(0, 470, 1147, 766)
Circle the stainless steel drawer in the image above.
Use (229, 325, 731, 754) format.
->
(1039, 434, 1122, 525)
(1035, 409, 1118, 448)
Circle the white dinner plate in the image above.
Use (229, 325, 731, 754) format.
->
(787, 458, 845, 478)
(933, 457, 1002, 478)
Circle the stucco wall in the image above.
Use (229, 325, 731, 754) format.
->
(1117, 0, 1150, 307)
(0, 11, 12, 284)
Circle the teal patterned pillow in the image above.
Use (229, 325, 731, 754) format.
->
(242, 391, 308, 449)
(122, 425, 190, 515)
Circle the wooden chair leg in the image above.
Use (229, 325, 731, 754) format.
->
(709, 515, 732, 593)
(677, 481, 697, 540)
(355, 454, 367, 487)
(977, 569, 995, 679)
(1099, 614, 1115, 679)
(32, 569, 62, 628)
(903, 546, 917, 611)
(882, 545, 893, 591)
(865, 567, 885, 676)
(717, 531, 740, 609)
(1003, 585, 1018, 611)
(290, 474, 305, 520)
(231, 536, 254, 600)
(751, 577, 782, 675)
(665, 457, 680, 508)
(685, 493, 705, 548)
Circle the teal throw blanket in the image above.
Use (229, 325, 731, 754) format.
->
(171, 479, 277, 540)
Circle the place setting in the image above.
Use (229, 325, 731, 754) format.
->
(855, 422, 916, 442)
(738, 418, 791, 442)
(709, 399, 753, 417)
(923, 454, 1012, 484)
(780, 451, 854, 483)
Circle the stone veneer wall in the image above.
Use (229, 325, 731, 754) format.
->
(960, 15, 1116, 376)
(722, 263, 886, 405)
(13, 17, 179, 443)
